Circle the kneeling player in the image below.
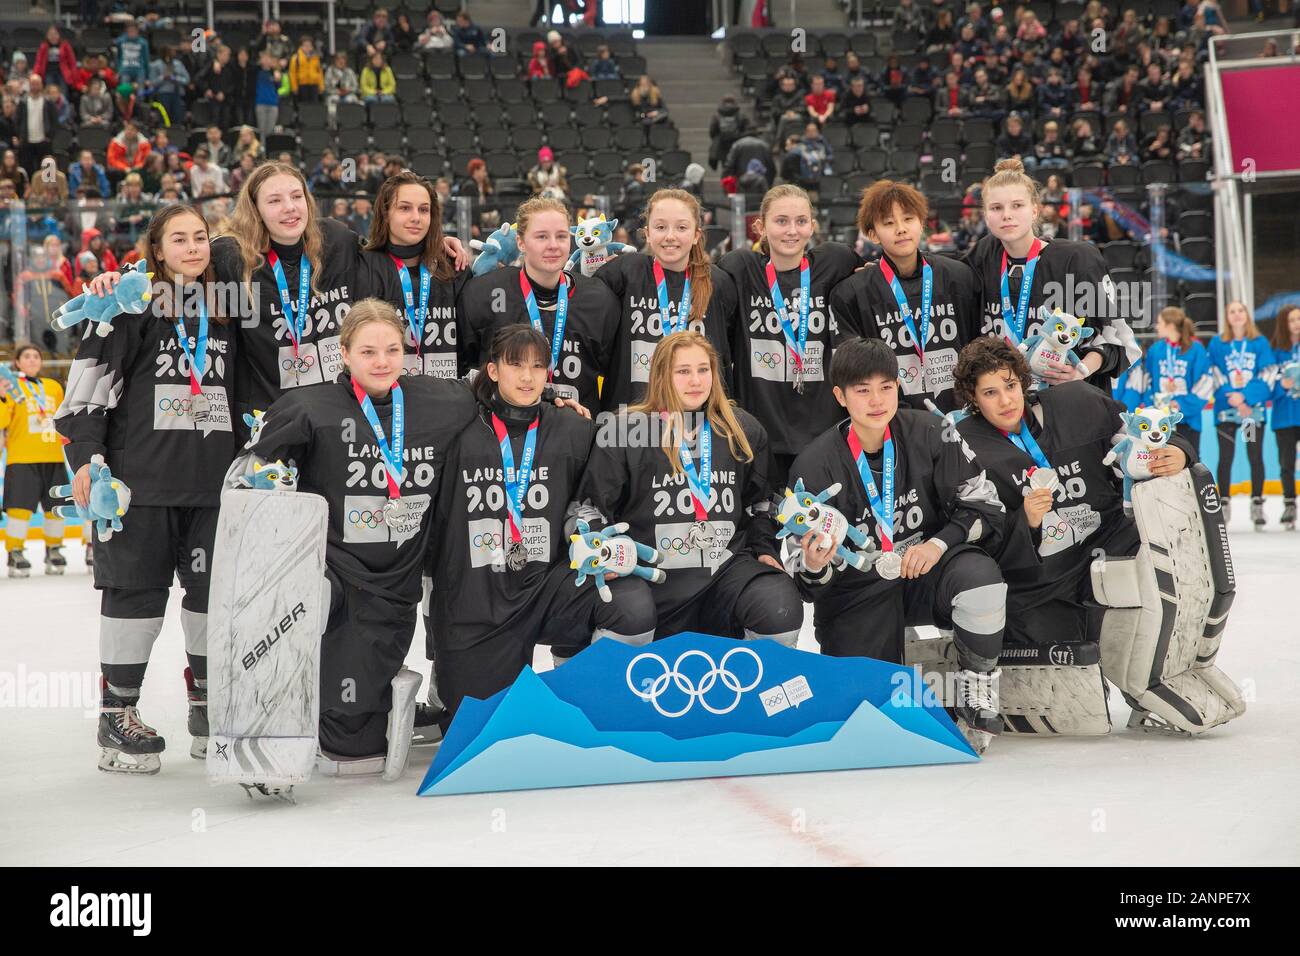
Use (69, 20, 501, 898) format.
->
(426, 326, 657, 720)
(786, 338, 1011, 751)
(952, 338, 1244, 735)
(574, 330, 804, 646)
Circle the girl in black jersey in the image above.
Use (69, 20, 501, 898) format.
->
(828, 180, 983, 414)
(238, 300, 482, 768)
(962, 158, 1140, 391)
(458, 196, 618, 412)
(594, 189, 738, 411)
(427, 326, 657, 719)
(952, 338, 1195, 649)
(719, 184, 861, 488)
(56, 205, 238, 775)
(575, 330, 803, 646)
(356, 169, 468, 379)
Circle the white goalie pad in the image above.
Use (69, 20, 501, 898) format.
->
(904, 630, 1111, 735)
(208, 489, 330, 787)
(1095, 465, 1246, 735)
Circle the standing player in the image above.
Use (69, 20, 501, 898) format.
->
(786, 338, 1010, 751)
(356, 169, 467, 379)
(718, 184, 861, 488)
(575, 330, 803, 646)
(427, 326, 657, 719)
(1270, 303, 1300, 530)
(1208, 301, 1273, 528)
(458, 197, 617, 412)
(0, 345, 67, 576)
(55, 205, 238, 774)
(593, 189, 738, 411)
(1118, 306, 1212, 452)
(235, 300, 481, 769)
(963, 159, 1140, 391)
(828, 180, 983, 413)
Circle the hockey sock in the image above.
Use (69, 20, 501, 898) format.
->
(5, 510, 30, 550)
(100, 588, 168, 691)
(42, 516, 64, 545)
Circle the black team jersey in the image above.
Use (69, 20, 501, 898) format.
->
(244, 373, 478, 603)
(458, 266, 617, 412)
(719, 242, 861, 456)
(356, 248, 471, 379)
(828, 252, 984, 413)
(592, 253, 738, 412)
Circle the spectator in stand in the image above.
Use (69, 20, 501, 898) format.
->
(1039, 66, 1075, 119)
(71, 249, 101, 296)
(1005, 65, 1037, 115)
(708, 94, 753, 171)
(254, 19, 292, 69)
(324, 51, 360, 120)
(1032, 121, 1070, 171)
(937, 70, 965, 118)
(107, 119, 151, 186)
(452, 11, 488, 57)
(356, 9, 396, 59)
(230, 125, 263, 167)
(842, 74, 873, 126)
(1169, 58, 1204, 111)
(527, 146, 568, 201)
(1105, 117, 1140, 166)
(165, 153, 191, 195)
(879, 54, 907, 106)
(1016, 9, 1049, 46)
(200, 126, 230, 169)
(289, 36, 324, 101)
(1074, 64, 1100, 112)
(526, 41, 551, 81)
(630, 75, 668, 125)
(309, 149, 339, 192)
(16, 75, 57, 175)
(805, 74, 835, 125)
(34, 25, 78, 93)
(81, 229, 119, 274)
(966, 66, 1006, 122)
(819, 56, 845, 95)
(996, 113, 1034, 165)
(140, 153, 165, 195)
(254, 50, 285, 143)
(547, 31, 577, 75)
(228, 152, 257, 194)
(955, 23, 985, 62)
(1041, 174, 1068, 210)
(723, 132, 774, 190)
(1142, 125, 1176, 163)
(79, 76, 114, 127)
(360, 52, 396, 104)
(26, 156, 68, 205)
(44, 84, 74, 129)
(346, 194, 372, 235)
(392, 12, 417, 52)
(589, 44, 621, 81)
(927, 8, 957, 53)
(959, 2, 990, 40)
(908, 56, 939, 97)
(1071, 117, 1104, 163)
(457, 157, 494, 203)
(148, 46, 189, 125)
(417, 10, 454, 51)
(1105, 65, 1143, 115)
(1114, 8, 1148, 49)
(115, 173, 150, 239)
(66, 186, 112, 242)
(1138, 61, 1171, 113)
(841, 51, 869, 88)
(229, 47, 258, 128)
(1038, 204, 1062, 241)
(1177, 109, 1211, 160)
(188, 147, 227, 197)
(768, 71, 805, 131)
(114, 21, 151, 87)
(894, 0, 927, 33)
(68, 150, 110, 198)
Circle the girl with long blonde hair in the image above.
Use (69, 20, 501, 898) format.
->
(576, 330, 803, 647)
(1209, 300, 1275, 526)
(594, 188, 738, 412)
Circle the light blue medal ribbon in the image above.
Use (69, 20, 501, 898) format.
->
(351, 379, 405, 499)
(392, 254, 432, 354)
(846, 425, 895, 551)
(492, 413, 540, 545)
(999, 239, 1042, 346)
(653, 259, 692, 335)
(518, 269, 569, 380)
(766, 258, 810, 387)
(267, 250, 311, 356)
(678, 420, 712, 523)
(879, 256, 933, 366)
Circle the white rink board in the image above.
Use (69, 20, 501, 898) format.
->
(1, 505, 1297, 867)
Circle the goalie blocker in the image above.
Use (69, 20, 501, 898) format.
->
(907, 465, 1245, 736)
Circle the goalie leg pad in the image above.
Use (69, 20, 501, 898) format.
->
(1098, 467, 1246, 735)
(383, 667, 423, 781)
(207, 489, 328, 788)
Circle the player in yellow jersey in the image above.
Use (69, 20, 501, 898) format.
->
(0, 344, 68, 576)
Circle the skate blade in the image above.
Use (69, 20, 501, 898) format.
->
(45, 566, 66, 575)
(955, 720, 995, 755)
(190, 737, 208, 759)
(1126, 709, 1193, 738)
(8, 569, 30, 579)
(240, 783, 296, 804)
(98, 748, 162, 775)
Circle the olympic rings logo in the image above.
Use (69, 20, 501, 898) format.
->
(752, 350, 783, 369)
(658, 536, 692, 553)
(349, 509, 385, 528)
(625, 647, 764, 718)
(158, 397, 192, 415)
(281, 355, 317, 372)
(632, 351, 652, 368)
(898, 365, 921, 384)
(1043, 520, 1069, 541)
(473, 532, 503, 549)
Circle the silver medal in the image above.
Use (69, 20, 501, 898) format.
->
(874, 550, 903, 580)
(506, 538, 528, 571)
(1028, 466, 1059, 493)
(382, 497, 405, 524)
(686, 520, 715, 550)
(189, 391, 211, 424)
(792, 365, 805, 394)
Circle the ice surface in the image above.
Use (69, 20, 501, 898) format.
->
(2, 503, 1297, 866)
